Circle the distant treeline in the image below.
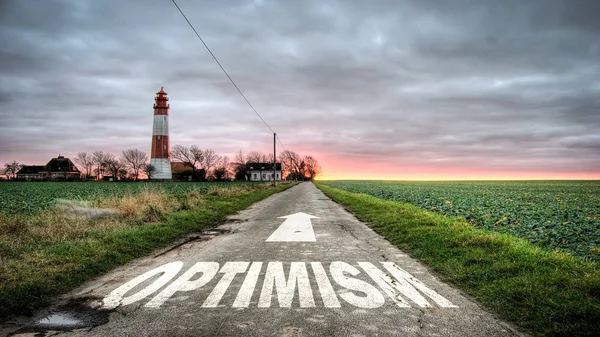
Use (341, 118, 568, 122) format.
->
(1, 147, 321, 182)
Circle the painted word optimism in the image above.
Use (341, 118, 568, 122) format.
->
(103, 261, 458, 309)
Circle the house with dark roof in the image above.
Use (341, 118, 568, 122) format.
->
(15, 165, 45, 180)
(16, 155, 81, 181)
(246, 162, 282, 181)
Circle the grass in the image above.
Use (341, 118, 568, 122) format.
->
(0, 182, 297, 319)
(316, 183, 600, 337)
(0, 181, 263, 216)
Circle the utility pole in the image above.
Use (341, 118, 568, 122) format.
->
(273, 133, 277, 186)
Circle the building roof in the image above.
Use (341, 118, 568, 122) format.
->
(171, 161, 194, 173)
(16, 165, 45, 175)
(44, 155, 80, 173)
(246, 162, 282, 171)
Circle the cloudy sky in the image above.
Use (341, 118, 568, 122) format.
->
(1, 0, 599, 180)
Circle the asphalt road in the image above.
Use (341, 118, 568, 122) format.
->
(11, 182, 523, 337)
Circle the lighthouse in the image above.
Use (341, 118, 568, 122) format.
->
(150, 87, 172, 180)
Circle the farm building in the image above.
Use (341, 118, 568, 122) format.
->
(171, 161, 195, 181)
(15, 165, 45, 180)
(246, 162, 282, 181)
(16, 155, 81, 181)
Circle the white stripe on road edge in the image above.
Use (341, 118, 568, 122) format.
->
(266, 212, 318, 242)
(103, 261, 457, 309)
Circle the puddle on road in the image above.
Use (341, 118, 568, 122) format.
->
(18, 302, 110, 333)
(36, 313, 82, 328)
(201, 228, 231, 236)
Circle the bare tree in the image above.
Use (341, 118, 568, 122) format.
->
(104, 155, 125, 180)
(92, 150, 109, 180)
(279, 150, 302, 180)
(75, 152, 94, 179)
(233, 150, 246, 166)
(3, 160, 22, 180)
(202, 149, 220, 178)
(142, 163, 156, 181)
(221, 156, 230, 178)
(231, 150, 248, 180)
(121, 149, 148, 181)
(213, 156, 231, 181)
(103, 152, 116, 164)
(246, 151, 266, 164)
(302, 156, 322, 180)
(172, 145, 204, 180)
(117, 168, 128, 181)
(190, 146, 205, 166)
(172, 145, 192, 165)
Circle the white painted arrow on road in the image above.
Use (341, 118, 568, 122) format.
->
(266, 212, 318, 242)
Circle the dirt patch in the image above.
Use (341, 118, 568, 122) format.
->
(56, 200, 119, 220)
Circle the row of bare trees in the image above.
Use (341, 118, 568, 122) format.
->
(169, 146, 322, 181)
(230, 149, 322, 181)
(170, 145, 226, 181)
(76, 149, 151, 181)
(2, 147, 322, 181)
(0, 152, 152, 181)
(279, 150, 322, 180)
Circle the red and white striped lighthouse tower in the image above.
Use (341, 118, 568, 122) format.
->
(150, 87, 172, 180)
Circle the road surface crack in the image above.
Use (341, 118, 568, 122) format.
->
(415, 308, 426, 337)
(338, 222, 395, 261)
(153, 235, 204, 258)
(339, 223, 360, 240)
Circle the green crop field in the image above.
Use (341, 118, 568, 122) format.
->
(320, 180, 600, 261)
(0, 181, 257, 216)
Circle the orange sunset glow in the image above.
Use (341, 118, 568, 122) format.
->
(315, 158, 600, 181)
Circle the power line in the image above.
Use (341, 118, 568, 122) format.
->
(277, 135, 287, 153)
(170, 0, 276, 135)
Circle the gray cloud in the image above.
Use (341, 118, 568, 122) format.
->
(0, 0, 598, 177)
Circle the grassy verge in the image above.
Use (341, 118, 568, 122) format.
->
(0, 182, 297, 319)
(316, 183, 600, 337)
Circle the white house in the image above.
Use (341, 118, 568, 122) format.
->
(247, 162, 282, 181)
